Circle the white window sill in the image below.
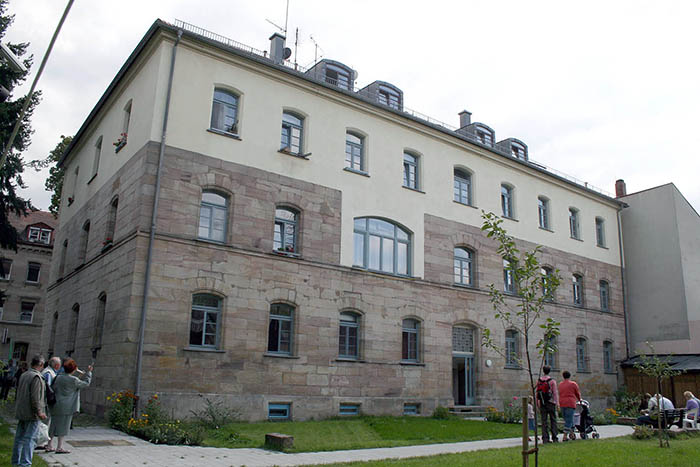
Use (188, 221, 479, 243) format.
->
(278, 149, 311, 159)
(343, 167, 370, 177)
(207, 128, 241, 140)
(453, 200, 477, 209)
(401, 185, 425, 194)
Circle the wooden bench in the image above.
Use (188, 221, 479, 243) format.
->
(662, 409, 686, 429)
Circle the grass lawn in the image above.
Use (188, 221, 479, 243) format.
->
(316, 436, 700, 466)
(202, 416, 523, 452)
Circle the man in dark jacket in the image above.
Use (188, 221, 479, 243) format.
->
(536, 365, 560, 443)
(11, 354, 46, 467)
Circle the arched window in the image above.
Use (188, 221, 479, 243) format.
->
(501, 184, 514, 218)
(353, 217, 410, 275)
(569, 208, 580, 239)
(80, 221, 91, 264)
(345, 131, 365, 171)
(199, 191, 228, 242)
(576, 337, 588, 372)
(544, 334, 557, 369)
(503, 259, 515, 294)
(48, 312, 58, 357)
(603, 340, 614, 373)
(538, 197, 550, 230)
(339, 311, 360, 359)
(190, 294, 222, 348)
(92, 136, 103, 177)
(454, 169, 472, 205)
(67, 304, 80, 356)
(600, 280, 610, 312)
(274, 207, 299, 253)
(105, 197, 118, 246)
(454, 247, 474, 286)
(210, 88, 239, 134)
(280, 111, 304, 155)
(93, 292, 107, 351)
(595, 217, 606, 247)
(268, 303, 294, 355)
(505, 329, 520, 368)
(572, 274, 584, 306)
(541, 267, 554, 300)
(402, 318, 420, 362)
(59, 240, 68, 277)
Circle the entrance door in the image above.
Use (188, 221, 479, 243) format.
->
(452, 354, 475, 405)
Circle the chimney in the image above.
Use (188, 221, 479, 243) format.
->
(269, 33, 286, 64)
(615, 179, 627, 198)
(458, 110, 472, 129)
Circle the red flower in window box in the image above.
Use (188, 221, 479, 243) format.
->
(113, 133, 127, 147)
(102, 238, 113, 246)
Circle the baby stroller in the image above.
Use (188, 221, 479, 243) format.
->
(573, 400, 599, 439)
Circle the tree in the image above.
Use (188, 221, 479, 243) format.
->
(633, 343, 684, 448)
(0, 0, 40, 250)
(480, 211, 561, 467)
(41, 134, 72, 216)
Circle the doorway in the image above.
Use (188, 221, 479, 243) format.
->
(452, 326, 476, 406)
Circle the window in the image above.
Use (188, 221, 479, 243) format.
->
(12, 342, 28, 362)
(339, 311, 360, 359)
(274, 207, 298, 254)
(569, 208, 580, 239)
(122, 99, 131, 139)
(345, 131, 364, 171)
(0, 298, 3, 320)
(453, 169, 472, 205)
(268, 303, 294, 355)
(476, 125, 493, 146)
(600, 280, 610, 312)
(0, 258, 11, 280)
(544, 334, 557, 369)
(454, 247, 474, 286)
(353, 217, 411, 275)
(503, 259, 515, 294)
(403, 403, 420, 415)
(326, 64, 351, 89)
(106, 197, 118, 245)
(576, 337, 588, 372)
(280, 112, 303, 155)
(79, 221, 90, 264)
(501, 184, 514, 218)
(603, 341, 614, 373)
(59, 240, 68, 277)
(402, 319, 420, 362)
(452, 326, 475, 353)
(541, 267, 554, 299)
(48, 312, 58, 356)
(67, 304, 79, 355)
(189, 294, 222, 348)
(20, 302, 34, 322)
(199, 191, 228, 242)
(210, 88, 239, 134)
(93, 293, 106, 350)
(572, 274, 583, 306)
(339, 403, 360, 416)
(505, 330, 520, 367)
(70, 166, 79, 203)
(28, 227, 51, 244)
(378, 86, 401, 109)
(26, 262, 40, 283)
(268, 403, 291, 420)
(403, 152, 419, 189)
(538, 197, 549, 230)
(595, 217, 606, 247)
(92, 136, 102, 177)
(511, 142, 527, 160)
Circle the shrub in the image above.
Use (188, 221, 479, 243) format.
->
(432, 405, 450, 420)
(189, 395, 240, 429)
(632, 425, 655, 439)
(485, 406, 506, 423)
(614, 386, 642, 417)
(502, 397, 522, 424)
(107, 390, 137, 432)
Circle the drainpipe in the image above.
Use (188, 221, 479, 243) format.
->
(134, 28, 182, 412)
(616, 205, 631, 360)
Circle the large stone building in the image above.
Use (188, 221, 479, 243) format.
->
(43, 20, 627, 420)
(1, 210, 56, 362)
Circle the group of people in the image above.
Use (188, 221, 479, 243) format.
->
(635, 390, 699, 426)
(9, 354, 93, 467)
(1, 359, 28, 400)
(530, 365, 584, 443)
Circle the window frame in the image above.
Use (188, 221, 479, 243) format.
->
(544, 334, 558, 369)
(503, 259, 515, 294)
(541, 266, 554, 300)
(280, 111, 304, 155)
(511, 142, 527, 160)
(402, 152, 419, 190)
(378, 86, 401, 109)
(403, 403, 421, 415)
(79, 220, 90, 265)
(26, 262, 40, 284)
(189, 293, 222, 349)
(268, 303, 295, 355)
(454, 247, 474, 286)
(475, 125, 493, 146)
(576, 337, 589, 372)
(92, 136, 103, 178)
(501, 184, 514, 219)
(339, 403, 360, 416)
(338, 311, 360, 359)
(19, 301, 35, 323)
(210, 88, 240, 135)
(453, 169, 472, 206)
(274, 207, 299, 254)
(599, 280, 610, 312)
(505, 329, 520, 368)
(268, 403, 291, 421)
(353, 217, 411, 276)
(569, 208, 580, 239)
(0, 258, 11, 280)
(401, 318, 420, 363)
(572, 274, 584, 307)
(345, 131, 365, 172)
(538, 197, 550, 230)
(93, 292, 107, 351)
(603, 340, 614, 373)
(595, 217, 606, 247)
(198, 190, 229, 243)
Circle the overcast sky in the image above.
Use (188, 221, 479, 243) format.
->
(6, 0, 700, 212)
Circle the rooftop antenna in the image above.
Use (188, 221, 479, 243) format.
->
(309, 34, 324, 63)
(266, 0, 290, 36)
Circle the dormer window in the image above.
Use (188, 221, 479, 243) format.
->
(28, 227, 52, 245)
(378, 86, 401, 110)
(475, 125, 493, 146)
(326, 64, 350, 90)
(511, 142, 527, 161)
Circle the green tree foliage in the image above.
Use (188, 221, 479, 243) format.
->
(42, 134, 72, 216)
(480, 211, 562, 466)
(0, 0, 40, 250)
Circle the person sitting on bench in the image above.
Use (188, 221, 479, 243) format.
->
(636, 393, 674, 426)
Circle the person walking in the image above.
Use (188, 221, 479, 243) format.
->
(36, 357, 62, 451)
(558, 370, 582, 440)
(536, 365, 559, 443)
(48, 358, 92, 454)
(11, 354, 47, 467)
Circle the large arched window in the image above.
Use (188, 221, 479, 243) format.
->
(210, 88, 239, 134)
(544, 334, 557, 368)
(576, 337, 588, 372)
(541, 266, 554, 300)
(339, 311, 360, 359)
(603, 340, 614, 373)
(274, 207, 299, 253)
(80, 220, 90, 264)
(93, 292, 107, 352)
(572, 274, 584, 306)
(190, 294, 222, 348)
(600, 280, 610, 312)
(402, 318, 420, 362)
(199, 191, 228, 242)
(67, 303, 80, 356)
(353, 218, 410, 275)
(505, 329, 520, 368)
(454, 247, 474, 286)
(454, 169, 472, 205)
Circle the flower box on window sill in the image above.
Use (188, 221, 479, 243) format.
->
(114, 140, 127, 153)
(101, 239, 113, 253)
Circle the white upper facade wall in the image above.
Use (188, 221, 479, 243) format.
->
(62, 30, 622, 277)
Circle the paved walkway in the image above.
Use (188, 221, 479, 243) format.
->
(37, 424, 635, 467)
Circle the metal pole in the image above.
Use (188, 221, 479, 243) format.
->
(0, 0, 74, 169)
(134, 29, 182, 412)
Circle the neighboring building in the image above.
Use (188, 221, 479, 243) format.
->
(617, 181, 700, 403)
(1, 210, 56, 362)
(43, 19, 626, 420)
